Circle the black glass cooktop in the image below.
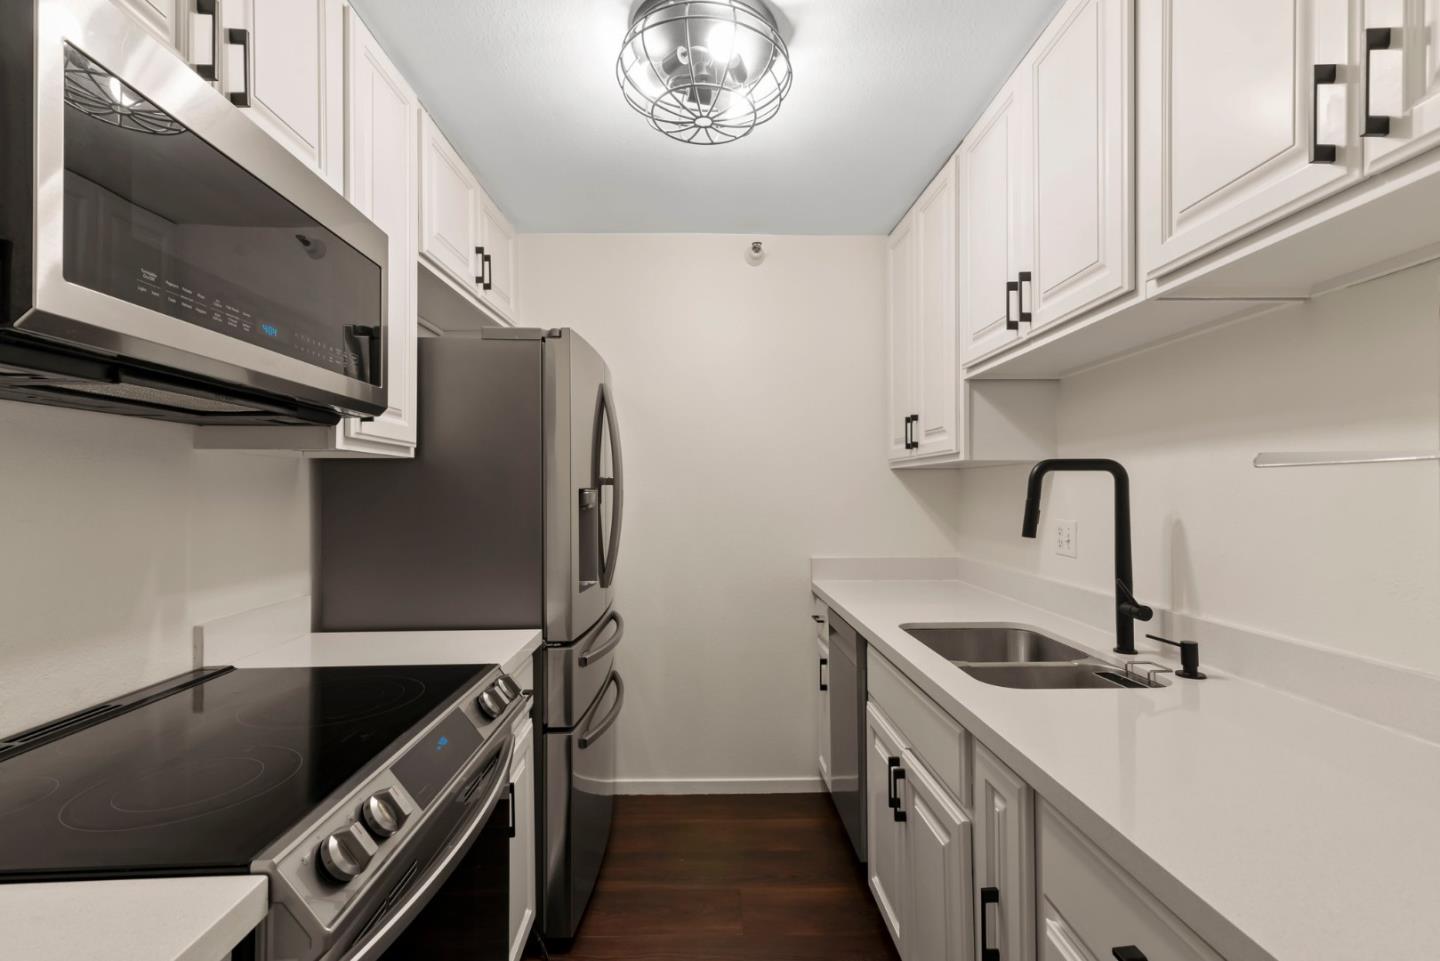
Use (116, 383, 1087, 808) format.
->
(0, 665, 491, 882)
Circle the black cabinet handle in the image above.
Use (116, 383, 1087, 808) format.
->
(191, 0, 221, 81)
(1111, 948, 1147, 961)
(904, 414, 918, 450)
(891, 768, 907, 822)
(903, 416, 911, 450)
(1005, 281, 1019, 331)
(886, 756, 901, 808)
(980, 886, 1000, 961)
(506, 782, 516, 838)
(818, 657, 828, 692)
(810, 614, 824, 624)
(226, 28, 251, 107)
(1017, 271, 1032, 324)
(1311, 64, 1340, 162)
(474, 245, 486, 286)
(481, 252, 494, 291)
(1365, 28, 1394, 137)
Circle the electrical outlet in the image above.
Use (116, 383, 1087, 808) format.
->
(1055, 520, 1077, 559)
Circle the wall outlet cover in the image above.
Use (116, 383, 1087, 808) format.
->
(1056, 520, 1077, 558)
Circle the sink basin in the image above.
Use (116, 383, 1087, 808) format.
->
(960, 664, 1162, 690)
(902, 626, 1085, 664)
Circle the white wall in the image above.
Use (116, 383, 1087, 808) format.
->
(0, 403, 312, 733)
(521, 233, 965, 791)
(953, 263, 1440, 675)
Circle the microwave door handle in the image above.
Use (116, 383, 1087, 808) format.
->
(597, 383, 624, 588)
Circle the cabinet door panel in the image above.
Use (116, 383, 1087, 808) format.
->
(902, 752, 972, 961)
(508, 720, 536, 961)
(1029, 0, 1133, 328)
(865, 703, 907, 950)
(229, 0, 344, 188)
(1142, 0, 1359, 276)
(343, 7, 417, 450)
(886, 216, 918, 462)
(478, 199, 518, 321)
(914, 164, 957, 457)
(973, 744, 1035, 961)
(1364, 0, 1440, 173)
(961, 79, 1026, 359)
(817, 637, 831, 787)
(420, 113, 481, 289)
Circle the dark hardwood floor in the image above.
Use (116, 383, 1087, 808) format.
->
(530, 793, 900, 961)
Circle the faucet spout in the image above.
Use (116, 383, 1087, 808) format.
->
(1020, 458, 1148, 656)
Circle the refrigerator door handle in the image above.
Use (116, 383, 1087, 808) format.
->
(577, 672, 625, 750)
(596, 382, 625, 589)
(578, 610, 625, 668)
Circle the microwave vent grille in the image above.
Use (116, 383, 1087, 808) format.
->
(36, 380, 265, 414)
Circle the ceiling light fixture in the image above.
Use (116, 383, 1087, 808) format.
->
(616, 0, 792, 145)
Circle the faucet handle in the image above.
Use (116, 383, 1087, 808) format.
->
(1116, 579, 1154, 622)
(1145, 633, 1206, 680)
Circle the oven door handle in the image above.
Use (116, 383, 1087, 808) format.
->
(577, 672, 625, 750)
(339, 733, 516, 961)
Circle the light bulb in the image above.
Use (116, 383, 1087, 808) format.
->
(707, 21, 737, 63)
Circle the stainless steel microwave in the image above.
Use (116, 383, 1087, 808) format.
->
(0, 0, 387, 425)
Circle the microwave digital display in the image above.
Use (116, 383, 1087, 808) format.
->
(59, 44, 382, 386)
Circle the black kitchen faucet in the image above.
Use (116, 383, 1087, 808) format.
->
(1021, 458, 1153, 656)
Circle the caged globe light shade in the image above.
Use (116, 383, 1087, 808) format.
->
(616, 0, 793, 145)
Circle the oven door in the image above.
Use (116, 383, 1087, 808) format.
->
(6, 0, 387, 417)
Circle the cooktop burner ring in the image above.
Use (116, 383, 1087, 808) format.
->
(0, 774, 61, 817)
(57, 744, 304, 833)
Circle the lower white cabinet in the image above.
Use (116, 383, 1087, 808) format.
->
(817, 634, 831, 788)
(974, 743, 1036, 961)
(866, 703, 974, 961)
(1037, 801, 1223, 961)
(507, 717, 536, 961)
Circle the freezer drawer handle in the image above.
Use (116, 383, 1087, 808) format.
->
(578, 673, 625, 750)
(578, 610, 625, 668)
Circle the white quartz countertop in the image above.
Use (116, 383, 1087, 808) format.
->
(3, 628, 542, 961)
(812, 576, 1440, 961)
(236, 628, 543, 675)
(1, 876, 267, 961)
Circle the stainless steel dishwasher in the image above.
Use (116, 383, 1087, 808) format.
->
(826, 611, 866, 861)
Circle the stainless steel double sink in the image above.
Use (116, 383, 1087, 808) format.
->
(901, 626, 1164, 690)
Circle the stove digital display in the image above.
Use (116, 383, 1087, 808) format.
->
(392, 710, 484, 809)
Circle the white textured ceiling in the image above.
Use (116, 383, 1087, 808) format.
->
(349, 0, 1064, 234)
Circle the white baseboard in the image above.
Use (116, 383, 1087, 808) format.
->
(610, 776, 827, 796)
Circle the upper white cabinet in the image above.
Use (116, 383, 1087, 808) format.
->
(960, 76, 1028, 360)
(1139, 0, 1360, 277)
(1025, 0, 1134, 329)
(886, 215, 918, 462)
(222, 0, 346, 190)
(888, 158, 1058, 469)
(420, 111, 481, 288)
(339, 5, 418, 453)
(1363, 0, 1440, 174)
(419, 112, 520, 328)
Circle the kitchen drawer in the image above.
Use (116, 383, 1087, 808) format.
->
(868, 649, 969, 807)
(1037, 801, 1225, 961)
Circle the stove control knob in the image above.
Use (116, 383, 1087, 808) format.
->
(496, 675, 522, 701)
(477, 687, 506, 719)
(318, 825, 373, 884)
(361, 790, 406, 839)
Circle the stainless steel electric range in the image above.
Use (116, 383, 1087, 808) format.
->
(0, 664, 528, 961)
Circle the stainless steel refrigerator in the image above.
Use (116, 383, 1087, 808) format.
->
(315, 329, 626, 944)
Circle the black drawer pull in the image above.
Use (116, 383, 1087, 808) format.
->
(1005, 281, 1019, 331)
(1111, 948, 1147, 961)
(980, 885, 1000, 961)
(818, 657, 828, 692)
(891, 768, 907, 821)
(886, 756, 901, 808)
